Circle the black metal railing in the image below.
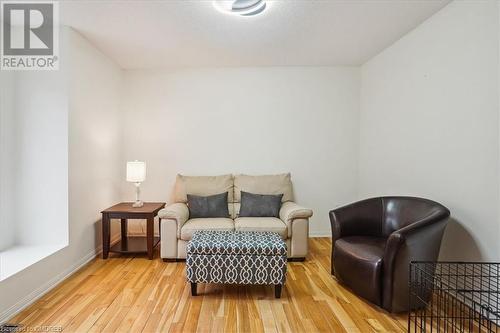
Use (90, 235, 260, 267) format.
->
(409, 262, 500, 332)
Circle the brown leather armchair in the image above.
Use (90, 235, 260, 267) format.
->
(329, 196, 450, 313)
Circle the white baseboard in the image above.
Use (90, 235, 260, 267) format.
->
(309, 231, 331, 237)
(0, 235, 121, 324)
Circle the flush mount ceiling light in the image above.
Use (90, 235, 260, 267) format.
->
(213, 0, 267, 17)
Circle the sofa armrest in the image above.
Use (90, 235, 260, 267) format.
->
(158, 203, 189, 238)
(279, 201, 313, 223)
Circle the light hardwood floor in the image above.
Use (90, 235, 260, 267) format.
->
(9, 238, 407, 332)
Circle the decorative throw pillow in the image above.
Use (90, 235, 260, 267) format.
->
(187, 192, 230, 218)
(238, 191, 284, 218)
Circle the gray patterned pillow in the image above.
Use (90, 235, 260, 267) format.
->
(187, 192, 229, 218)
(239, 191, 283, 217)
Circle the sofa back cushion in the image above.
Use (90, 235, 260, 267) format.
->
(173, 173, 294, 219)
(173, 174, 234, 203)
(234, 173, 294, 203)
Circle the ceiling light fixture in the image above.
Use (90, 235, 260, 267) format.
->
(213, 0, 267, 17)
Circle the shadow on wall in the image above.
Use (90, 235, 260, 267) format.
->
(94, 218, 120, 252)
(439, 218, 483, 261)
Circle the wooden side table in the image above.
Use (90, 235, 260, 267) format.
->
(101, 202, 166, 260)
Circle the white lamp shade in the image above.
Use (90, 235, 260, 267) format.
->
(126, 161, 146, 183)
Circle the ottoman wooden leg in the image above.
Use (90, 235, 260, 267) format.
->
(275, 284, 282, 298)
(191, 283, 197, 296)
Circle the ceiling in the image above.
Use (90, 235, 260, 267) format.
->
(60, 0, 450, 69)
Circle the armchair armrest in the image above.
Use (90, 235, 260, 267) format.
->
(382, 209, 449, 311)
(383, 209, 450, 265)
(279, 201, 313, 223)
(395, 208, 450, 238)
(158, 203, 189, 238)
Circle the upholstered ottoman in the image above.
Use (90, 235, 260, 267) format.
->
(186, 230, 287, 298)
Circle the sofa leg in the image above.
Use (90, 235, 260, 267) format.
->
(191, 283, 197, 296)
(162, 258, 176, 262)
(275, 284, 282, 298)
(288, 257, 305, 262)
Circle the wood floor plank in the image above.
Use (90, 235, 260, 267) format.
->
(7, 238, 407, 332)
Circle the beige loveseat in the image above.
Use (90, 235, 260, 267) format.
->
(159, 173, 313, 260)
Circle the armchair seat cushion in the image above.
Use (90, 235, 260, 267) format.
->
(234, 217, 287, 239)
(180, 218, 234, 241)
(333, 236, 387, 306)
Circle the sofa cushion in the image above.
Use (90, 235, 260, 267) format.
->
(239, 191, 283, 217)
(234, 217, 287, 239)
(187, 192, 230, 218)
(180, 218, 234, 241)
(173, 174, 234, 203)
(234, 173, 293, 203)
(333, 236, 387, 306)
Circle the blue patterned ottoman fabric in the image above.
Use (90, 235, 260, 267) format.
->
(186, 231, 287, 285)
(187, 230, 287, 256)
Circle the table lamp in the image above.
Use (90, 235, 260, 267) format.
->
(126, 160, 146, 207)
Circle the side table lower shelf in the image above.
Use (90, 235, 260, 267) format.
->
(110, 236, 160, 254)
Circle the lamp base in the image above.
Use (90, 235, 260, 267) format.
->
(132, 200, 144, 208)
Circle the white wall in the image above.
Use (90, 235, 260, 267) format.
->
(122, 67, 360, 236)
(0, 28, 123, 321)
(13, 68, 69, 247)
(68, 29, 123, 254)
(359, 0, 499, 261)
(0, 71, 16, 252)
(498, 2, 500, 261)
